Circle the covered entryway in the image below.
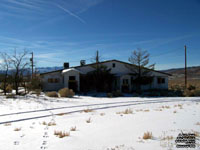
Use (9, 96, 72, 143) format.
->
(62, 68, 81, 92)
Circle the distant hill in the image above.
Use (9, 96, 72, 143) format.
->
(36, 66, 63, 74)
(0, 66, 63, 75)
(162, 66, 200, 79)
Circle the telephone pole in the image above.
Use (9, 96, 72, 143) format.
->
(96, 50, 99, 63)
(184, 45, 187, 89)
(30, 52, 34, 79)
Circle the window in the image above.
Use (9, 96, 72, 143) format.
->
(131, 77, 134, 85)
(162, 78, 165, 84)
(157, 77, 165, 84)
(48, 78, 53, 83)
(123, 79, 129, 85)
(69, 76, 76, 80)
(48, 78, 60, 83)
(112, 63, 115, 68)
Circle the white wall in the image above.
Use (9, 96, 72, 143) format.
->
(41, 60, 169, 92)
(41, 71, 63, 91)
(63, 70, 80, 91)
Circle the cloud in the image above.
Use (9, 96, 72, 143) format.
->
(55, 4, 86, 24)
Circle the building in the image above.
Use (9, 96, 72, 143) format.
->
(40, 60, 171, 92)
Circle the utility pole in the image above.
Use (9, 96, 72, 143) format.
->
(30, 52, 34, 79)
(184, 45, 187, 89)
(96, 50, 99, 63)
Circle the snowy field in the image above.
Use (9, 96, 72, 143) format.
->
(0, 94, 200, 150)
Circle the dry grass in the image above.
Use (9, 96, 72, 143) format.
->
(48, 122, 56, 126)
(58, 88, 75, 98)
(86, 118, 91, 123)
(161, 106, 170, 109)
(194, 131, 200, 137)
(42, 121, 56, 126)
(169, 78, 200, 90)
(70, 126, 77, 131)
(56, 113, 67, 116)
(117, 108, 133, 114)
(4, 123, 11, 126)
(161, 135, 174, 141)
(143, 131, 153, 140)
(100, 113, 105, 116)
(14, 127, 21, 131)
(155, 109, 162, 111)
(42, 121, 47, 125)
(83, 109, 93, 113)
(143, 109, 150, 112)
(196, 122, 200, 126)
(46, 91, 58, 97)
(178, 104, 183, 109)
(136, 109, 143, 112)
(54, 130, 70, 138)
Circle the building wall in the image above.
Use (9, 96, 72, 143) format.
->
(41, 60, 169, 92)
(63, 70, 80, 91)
(41, 72, 63, 91)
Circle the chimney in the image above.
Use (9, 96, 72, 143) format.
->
(63, 62, 69, 69)
(80, 60, 86, 66)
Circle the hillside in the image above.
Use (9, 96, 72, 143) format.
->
(163, 66, 200, 79)
(162, 66, 200, 88)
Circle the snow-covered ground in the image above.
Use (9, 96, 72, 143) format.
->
(0, 94, 200, 150)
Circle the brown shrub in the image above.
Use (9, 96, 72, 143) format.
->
(83, 109, 93, 113)
(143, 131, 153, 140)
(54, 130, 70, 138)
(86, 118, 91, 123)
(14, 127, 21, 131)
(117, 108, 133, 114)
(70, 126, 76, 131)
(46, 91, 58, 97)
(196, 122, 200, 126)
(4, 123, 11, 126)
(6, 84, 13, 93)
(100, 113, 105, 116)
(58, 88, 75, 98)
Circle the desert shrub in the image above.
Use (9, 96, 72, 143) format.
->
(86, 118, 91, 123)
(54, 130, 70, 138)
(35, 89, 41, 96)
(83, 108, 93, 113)
(107, 93, 113, 98)
(112, 90, 123, 97)
(6, 94, 16, 99)
(143, 131, 153, 140)
(145, 89, 184, 97)
(117, 108, 133, 114)
(46, 91, 58, 97)
(184, 89, 200, 97)
(0, 83, 13, 93)
(58, 88, 75, 98)
(188, 85, 196, 91)
(14, 127, 21, 131)
(6, 84, 13, 93)
(70, 126, 76, 131)
(27, 77, 41, 92)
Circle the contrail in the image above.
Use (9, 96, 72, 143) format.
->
(56, 4, 86, 24)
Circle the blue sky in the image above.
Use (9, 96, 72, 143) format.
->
(0, 0, 200, 70)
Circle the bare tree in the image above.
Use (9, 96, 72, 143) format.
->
(0, 52, 11, 95)
(128, 48, 155, 92)
(10, 50, 29, 95)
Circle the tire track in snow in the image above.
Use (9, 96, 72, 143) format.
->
(0, 98, 199, 117)
(0, 98, 199, 125)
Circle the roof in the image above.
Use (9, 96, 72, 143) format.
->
(40, 59, 171, 76)
(62, 68, 83, 74)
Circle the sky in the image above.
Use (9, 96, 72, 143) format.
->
(0, 0, 200, 70)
